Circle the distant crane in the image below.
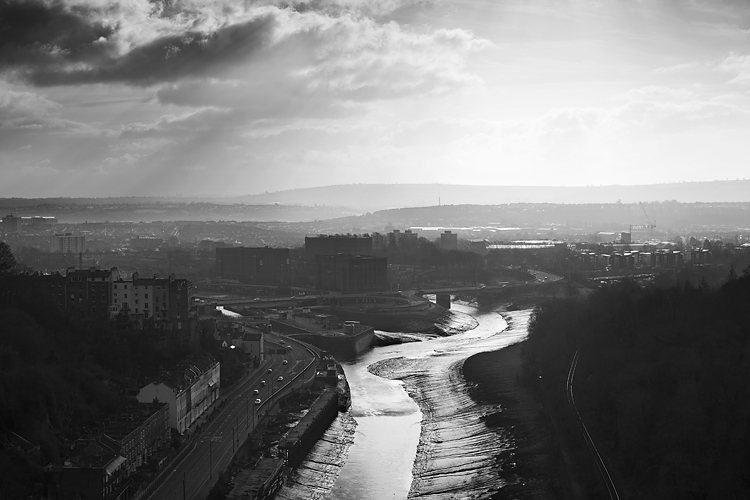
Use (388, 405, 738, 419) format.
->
(639, 202, 657, 241)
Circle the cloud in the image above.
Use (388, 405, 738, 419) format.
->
(1, 0, 473, 91)
(720, 52, 750, 83)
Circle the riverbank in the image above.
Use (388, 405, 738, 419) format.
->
(463, 341, 556, 499)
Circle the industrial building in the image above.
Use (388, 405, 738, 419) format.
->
(316, 254, 388, 292)
(305, 235, 373, 260)
(216, 246, 290, 284)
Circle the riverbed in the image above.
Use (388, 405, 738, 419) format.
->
(276, 300, 532, 499)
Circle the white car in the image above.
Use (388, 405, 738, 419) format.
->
(277, 376, 284, 382)
(254, 399, 261, 405)
(253, 389, 259, 395)
(282, 360, 288, 365)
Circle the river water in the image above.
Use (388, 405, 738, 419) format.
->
(276, 301, 532, 500)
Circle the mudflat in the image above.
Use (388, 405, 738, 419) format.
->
(463, 342, 557, 500)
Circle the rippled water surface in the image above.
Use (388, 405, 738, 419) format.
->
(278, 301, 532, 500)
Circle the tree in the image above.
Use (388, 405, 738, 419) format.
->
(0, 242, 16, 273)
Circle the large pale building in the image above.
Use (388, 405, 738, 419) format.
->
(110, 272, 193, 338)
(137, 354, 220, 434)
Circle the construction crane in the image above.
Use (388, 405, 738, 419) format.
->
(639, 202, 657, 241)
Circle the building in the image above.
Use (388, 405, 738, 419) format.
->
(316, 254, 388, 292)
(468, 239, 488, 255)
(137, 354, 220, 434)
(197, 239, 230, 256)
(1, 213, 20, 233)
(233, 329, 264, 361)
(40, 267, 118, 317)
(51, 232, 87, 253)
(129, 235, 163, 250)
(97, 403, 170, 474)
(216, 246, 290, 284)
(439, 230, 458, 250)
(49, 436, 128, 500)
(387, 229, 418, 246)
(110, 272, 193, 338)
(305, 235, 373, 260)
(21, 215, 57, 227)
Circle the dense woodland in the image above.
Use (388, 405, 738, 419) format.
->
(524, 265, 750, 498)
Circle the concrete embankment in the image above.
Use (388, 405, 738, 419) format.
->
(279, 390, 340, 468)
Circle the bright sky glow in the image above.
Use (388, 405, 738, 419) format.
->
(2, 0, 750, 197)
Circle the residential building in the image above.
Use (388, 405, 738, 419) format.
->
(51, 232, 87, 253)
(440, 230, 458, 250)
(316, 254, 388, 292)
(97, 403, 170, 474)
(137, 354, 220, 434)
(49, 436, 128, 500)
(110, 272, 193, 338)
(40, 267, 118, 317)
(1, 213, 20, 233)
(216, 246, 290, 284)
(388, 229, 418, 246)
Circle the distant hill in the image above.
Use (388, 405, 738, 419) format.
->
(231, 181, 750, 211)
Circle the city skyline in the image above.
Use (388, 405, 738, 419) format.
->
(2, 0, 750, 198)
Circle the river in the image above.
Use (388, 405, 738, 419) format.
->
(276, 300, 532, 500)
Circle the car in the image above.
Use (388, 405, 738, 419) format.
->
(277, 376, 284, 382)
(267, 368, 273, 373)
(279, 340, 285, 344)
(254, 399, 261, 405)
(282, 360, 288, 365)
(253, 389, 259, 395)
(253, 297, 262, 302)
(260, 380, 266, 386)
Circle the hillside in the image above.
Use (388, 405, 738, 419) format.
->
(231, 180, 750, 211)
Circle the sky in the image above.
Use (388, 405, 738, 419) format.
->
(2, 0, 750, 198)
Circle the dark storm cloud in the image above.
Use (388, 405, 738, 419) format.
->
(0, 0, 276, 86)
(0, 0, 114, 68)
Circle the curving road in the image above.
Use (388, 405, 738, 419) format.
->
(149, 335, 317, 500)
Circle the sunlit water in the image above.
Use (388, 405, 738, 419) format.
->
(277, 301, 532, 500)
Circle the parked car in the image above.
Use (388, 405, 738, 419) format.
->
(277, 376, 284, 382)
(254, 399, 261, 405)
(253, 389, 259, 395)
(282, 360, 288, 365)
(267, 368, 273, 373)
(260, 380, 266, 386)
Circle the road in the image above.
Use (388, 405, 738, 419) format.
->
(150, 336, 317, 500)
